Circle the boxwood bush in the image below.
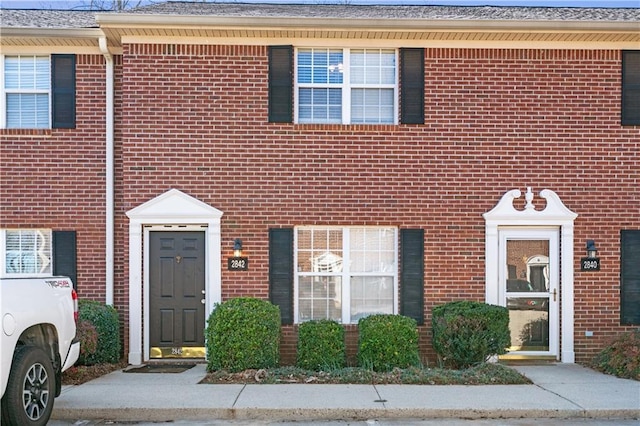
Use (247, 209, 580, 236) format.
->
(297, 320, 345, 371)
(77, 300, 121, 365)
(206, 297, 280, 372)
(432, 301, 510, 369)
(357, 314, 420, 372)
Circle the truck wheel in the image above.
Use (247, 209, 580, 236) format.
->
(1, 346, 55, 426)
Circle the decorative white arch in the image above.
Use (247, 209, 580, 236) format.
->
(126, 189, 223, 365)
(483, 188, 577, 363)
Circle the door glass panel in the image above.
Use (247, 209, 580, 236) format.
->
(506, 240, 550, 352)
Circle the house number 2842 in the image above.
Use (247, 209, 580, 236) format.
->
(228, 257, 249, 271)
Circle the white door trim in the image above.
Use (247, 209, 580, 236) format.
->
(484, 188, 577, 363)
(126, 189, 223, 365)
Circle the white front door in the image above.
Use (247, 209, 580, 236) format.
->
(499, 228, 559, 358)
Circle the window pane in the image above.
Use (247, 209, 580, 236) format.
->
(299, 276, 342, 322)
(299, 88, 342, 124)
(350, 276, 393, 322)
(5, 230, 52, 274)
(298, 49, 343, 85)
(35, 57, 50, 89)
(351, 89, 393, 124)
(6, 93, 49, 129)
(350, 228, 395, 272)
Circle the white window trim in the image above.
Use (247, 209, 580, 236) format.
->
(1, 55, 52, 129)
(294, 226, 399, 324)
(0, 229, 53, 278)
(294, 48, 399, 125)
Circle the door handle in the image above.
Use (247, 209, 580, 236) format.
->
(550, 288, 557, 302)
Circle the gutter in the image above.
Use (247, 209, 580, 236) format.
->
(99, 36, 114, 306)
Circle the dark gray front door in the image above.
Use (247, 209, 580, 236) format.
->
(149, 231, 205, 358)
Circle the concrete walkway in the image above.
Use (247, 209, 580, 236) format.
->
(52, 364, 639, 423)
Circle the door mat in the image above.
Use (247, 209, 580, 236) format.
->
(124, 363, 196, 374)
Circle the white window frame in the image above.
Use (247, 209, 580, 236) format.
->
(294, 226, 398, 324)
(294, 48, 399, 125)
(1, 229, 53, 277)
(1, 55, 52, 129)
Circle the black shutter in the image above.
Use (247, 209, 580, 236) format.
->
(621, 230, 640, 325)
(51, 54, 76, 129)
(269, 228, 293, 324)
(400, 229, 424, 325)
(400, 48, 424, 125)
(268, 46, 293, 123)
(622, 51, 640, 126)
(53, 230, 77, 289)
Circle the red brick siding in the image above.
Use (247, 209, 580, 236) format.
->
(114, 45, 638, 364)
(4, 46, 638, 365)
(0, 54, 108, 302)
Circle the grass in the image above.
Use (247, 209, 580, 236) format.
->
(201, 362, 532, 385)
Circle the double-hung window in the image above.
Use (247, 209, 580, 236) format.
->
(295, 227, 398, 324)
(3, 56, 51, 129)
(1, 229, 53, 276)
(296, 48, 397, 124)
(1, 54, 76, 129)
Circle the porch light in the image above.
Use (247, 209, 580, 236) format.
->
(586, 240, 598, 259)
(233, 238, 243, 257)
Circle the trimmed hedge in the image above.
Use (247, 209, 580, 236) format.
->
(432, 301, 510, 369)
(297, 320, 345, 370)
(206, 297, 280, 372)
(77, 300, 121, 365)
(357, 314, 420, 372)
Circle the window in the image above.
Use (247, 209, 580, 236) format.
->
(295, 49, 397, 124)
(1, 54, 75, 129)
(622, 51, 640, 126)
(1, 229, 52, 276)
(295, 227, 397, 323)
(3, 56, 50, 128)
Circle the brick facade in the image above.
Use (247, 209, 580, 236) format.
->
(2, 14, 638, 366)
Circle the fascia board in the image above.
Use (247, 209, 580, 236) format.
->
(95, 13, 640, 33)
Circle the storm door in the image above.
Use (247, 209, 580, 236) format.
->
(499, 228, 559, 357)
(149, 231, 205, 358)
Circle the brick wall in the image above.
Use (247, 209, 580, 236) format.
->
(113, 44, 638, 364)
(3, 46, 637, 365)
(0, 54, 108, 301)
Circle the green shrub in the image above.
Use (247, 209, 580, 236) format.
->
(206, 297, 280, 372)
(297, 320, 345, 370)
(76, 320, 98, 365)
(78, 300, 121, 365)
(432, 301, 510, 369)
(591, 329, 640, 381)
(357, 314, 420, 372)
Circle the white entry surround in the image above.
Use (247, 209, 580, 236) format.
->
(126, 189, 223, 365)
(483, 188, 577, 363)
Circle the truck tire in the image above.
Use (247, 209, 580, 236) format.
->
(1, 346, 55, 426)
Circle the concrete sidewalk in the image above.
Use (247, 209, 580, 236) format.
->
(52, 364, 639, 423)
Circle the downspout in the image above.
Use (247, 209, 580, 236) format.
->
(99, 36, 114, 306)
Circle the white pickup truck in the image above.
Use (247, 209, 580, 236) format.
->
(1, 276, 80, 425)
